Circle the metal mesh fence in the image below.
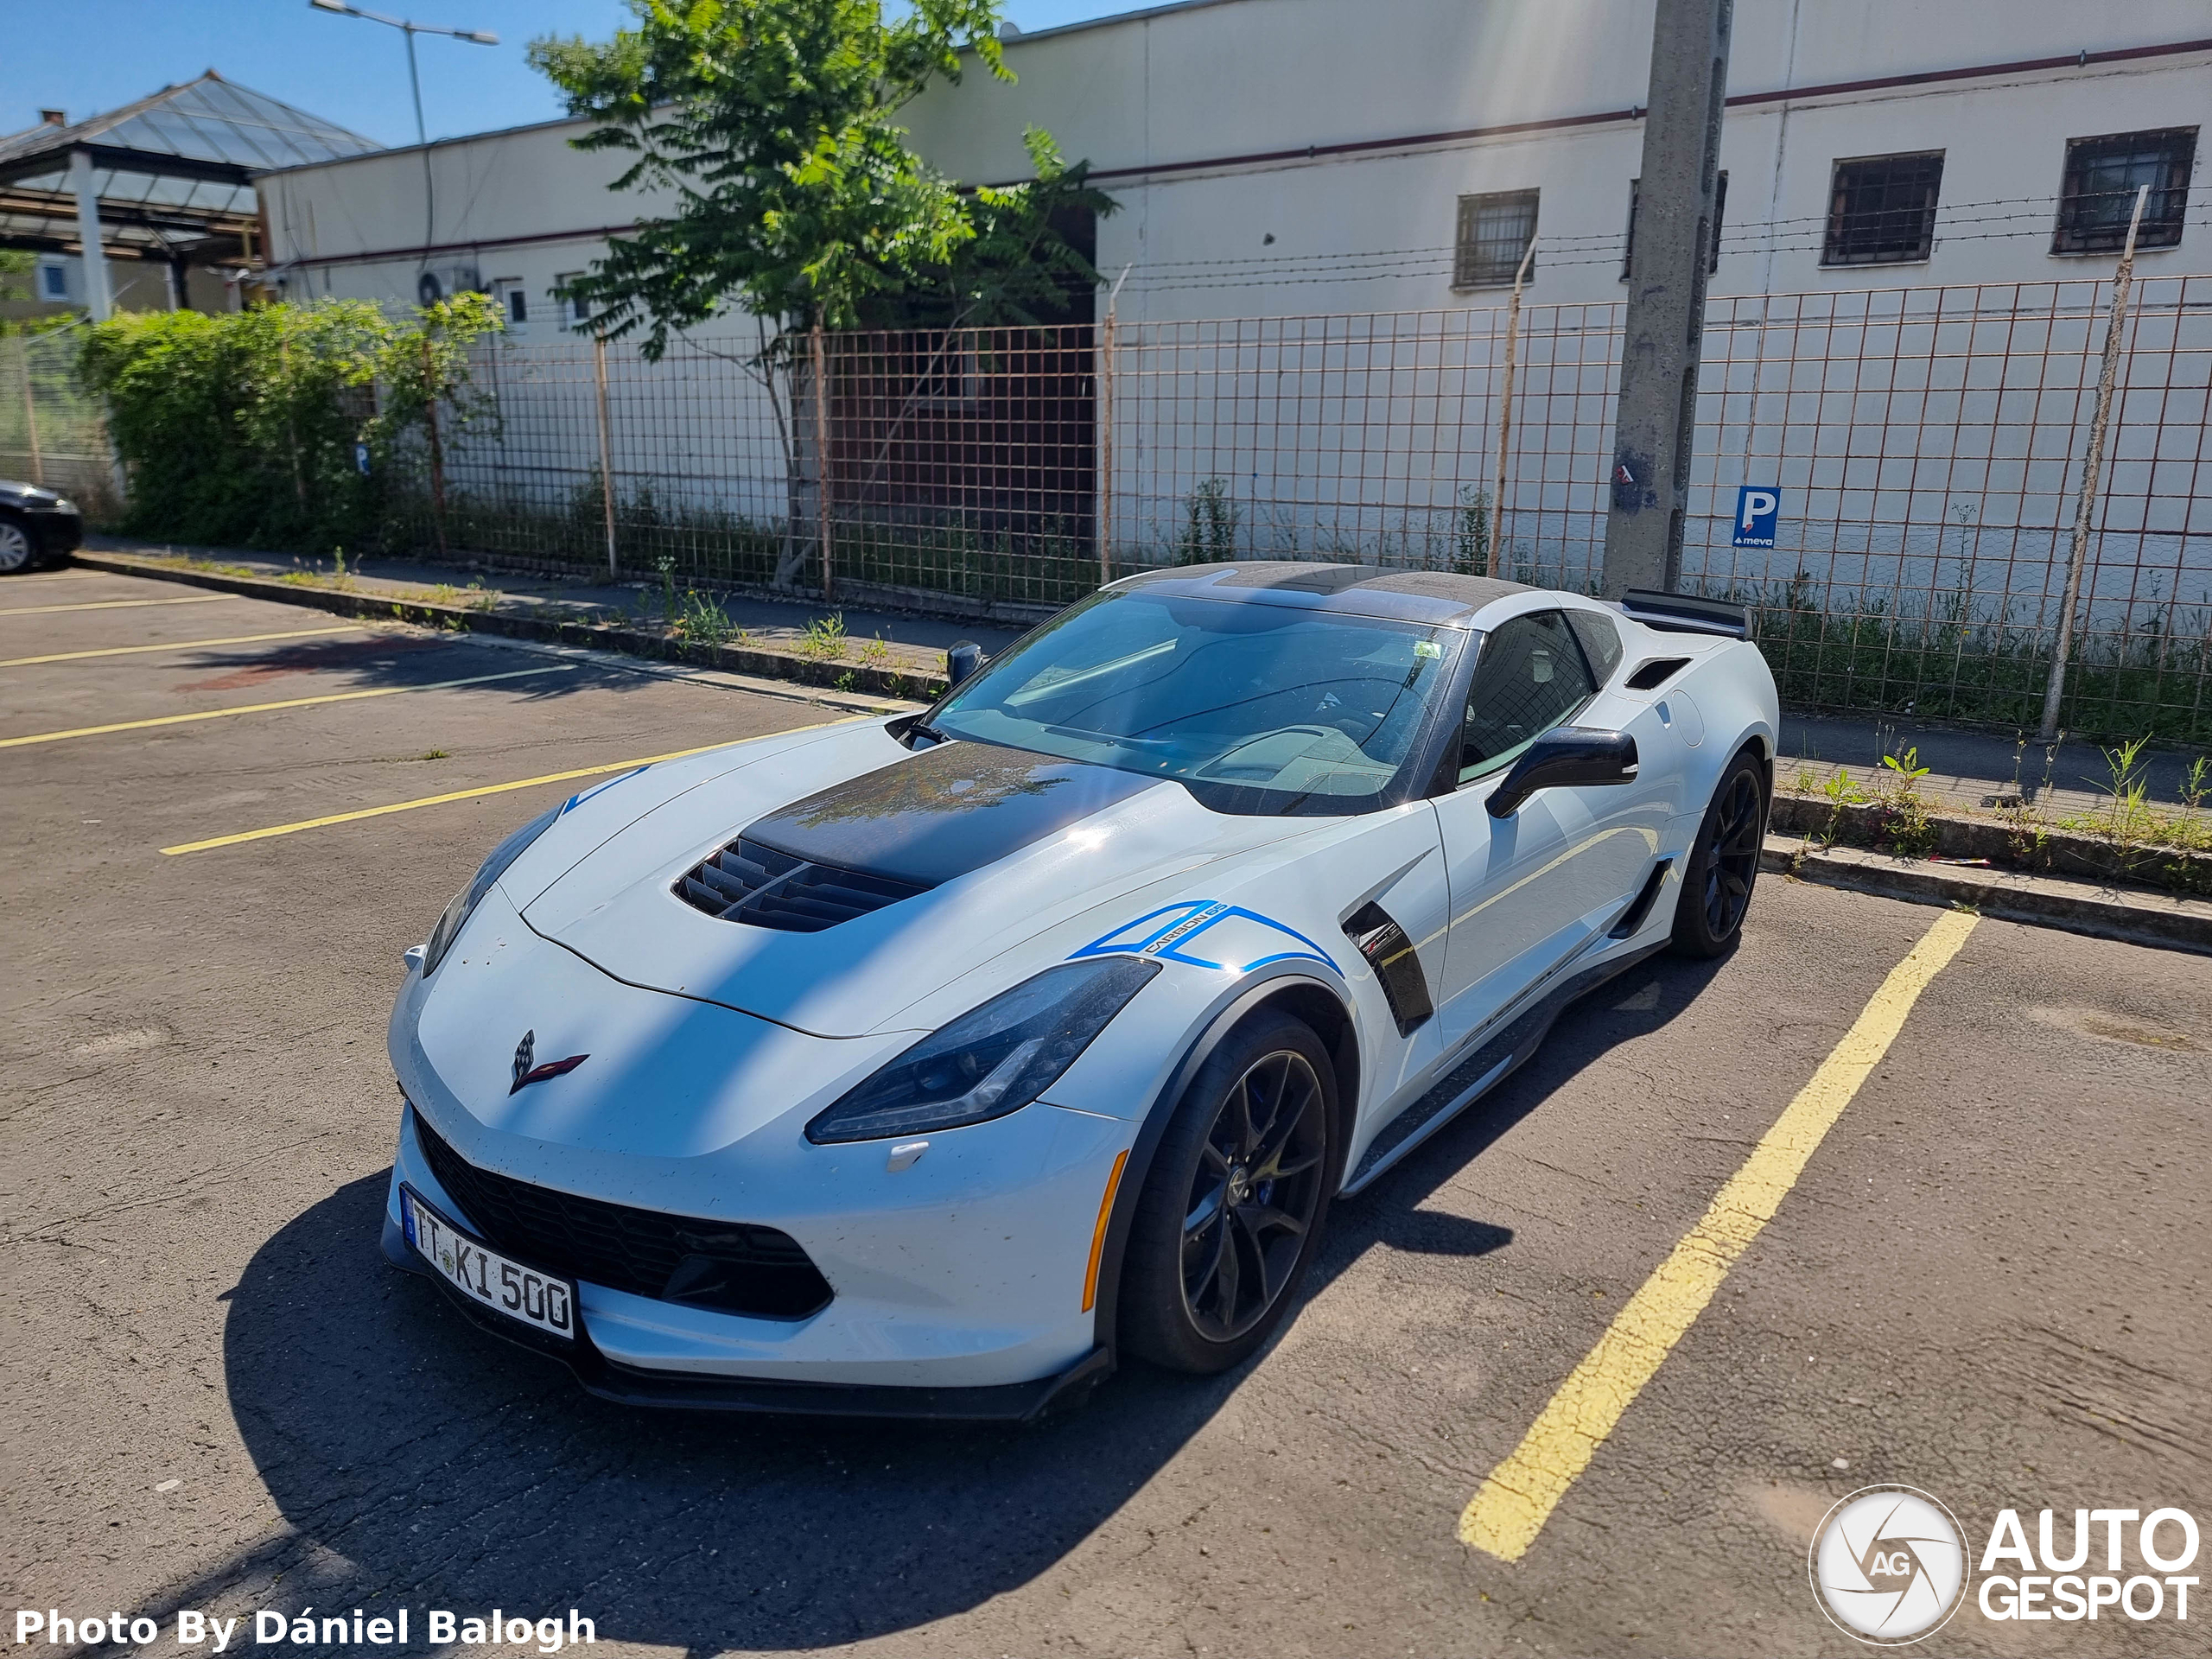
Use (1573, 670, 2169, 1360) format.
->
(0, 326, 118, 512)
(317, 274, 2212, 741)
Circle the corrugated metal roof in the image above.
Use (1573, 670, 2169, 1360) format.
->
(0, 71, 380, 179)
(0, 71, 379, 258)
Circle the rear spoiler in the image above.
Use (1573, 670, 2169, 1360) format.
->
(1618, 588, 1751, 640)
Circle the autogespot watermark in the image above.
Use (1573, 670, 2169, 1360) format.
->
(1808, 1487, 2201, 1645)
(1809, 1486, 1969, 1644)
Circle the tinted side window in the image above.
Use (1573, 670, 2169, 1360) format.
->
(1459, 611, 1599, 781)
(1566, 610, 1624, 683)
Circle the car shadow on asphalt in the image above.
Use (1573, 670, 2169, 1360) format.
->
(163, 632, 655, 702)
(183, 950, 1726, 1649)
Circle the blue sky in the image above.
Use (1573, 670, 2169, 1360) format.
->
(2, 0, 1135, 149)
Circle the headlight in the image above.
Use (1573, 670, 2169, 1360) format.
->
(419, 804, 562, 976)
(50, 497, 78, 515)
(804, 957, 1161, 1144)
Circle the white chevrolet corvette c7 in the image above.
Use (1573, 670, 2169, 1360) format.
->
(382, 562, 1778, 1417)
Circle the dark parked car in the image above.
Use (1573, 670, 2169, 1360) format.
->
(0, 480, 84, 574)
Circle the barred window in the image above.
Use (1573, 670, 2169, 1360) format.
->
(555, 272, 591, 329)
(1453, 189, 1539, 289)
(2052, 128, 2195, 255)
(1822, 152, 1944, 266)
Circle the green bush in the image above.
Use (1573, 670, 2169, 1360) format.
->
(79, 302, 388, 552)
(79, 296, 505, 556)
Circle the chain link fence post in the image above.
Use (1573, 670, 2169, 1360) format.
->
(2038, 184, 2150, 743)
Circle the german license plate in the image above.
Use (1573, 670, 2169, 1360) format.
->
(401, 1185, 575, 1342)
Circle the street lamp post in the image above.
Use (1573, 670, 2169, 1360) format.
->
(307, 0, 499, 149)
(308, 0, 497, 296)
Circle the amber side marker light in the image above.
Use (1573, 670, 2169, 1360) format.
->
(1081, 1150, 1131, 1313)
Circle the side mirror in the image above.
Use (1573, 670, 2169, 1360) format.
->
(945, 640, 985, 690)
(1485, 728, 1639, 818)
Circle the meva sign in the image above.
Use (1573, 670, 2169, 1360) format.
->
(1733, 486, 1781, 549)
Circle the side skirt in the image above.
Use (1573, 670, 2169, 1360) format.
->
(1339, 940, 1665, 1197)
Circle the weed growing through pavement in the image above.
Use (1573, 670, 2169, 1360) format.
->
(1866, 746, 1936, 856)
(801, 612, 849, 661)
(858, 635, 894, 669)
(673, 588, 737, 646)
(2049, 735, 2212, 861)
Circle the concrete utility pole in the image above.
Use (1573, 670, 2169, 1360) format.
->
(1600, 0, 1733, 596)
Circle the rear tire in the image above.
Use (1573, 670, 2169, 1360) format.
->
(1671, 747, 1768, 958)
(1120, 1011, 1338, 1374)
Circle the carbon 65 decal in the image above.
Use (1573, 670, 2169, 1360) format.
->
(1071, 900, 1338, 973)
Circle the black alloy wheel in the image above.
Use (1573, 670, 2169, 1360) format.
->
(1179, 1047, 1328, 1342)
(1672, 748, 1768, 957)
(1120, 1010, 1338, 1372)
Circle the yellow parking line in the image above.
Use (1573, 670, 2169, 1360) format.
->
(162, 715, 863, 854)
(0, 594, 236, 617)
(0, 664, 575, 750)
(0, 624, 366, 668)
(162, 744, 733, 854)
(1458, 907, 1980, 1562)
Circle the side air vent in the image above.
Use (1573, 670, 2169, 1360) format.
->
(1624, 656, 1692, 690)
(1343, 901, 1434, 1036)
(676, 838, 928, 933)
(1609, 857, 1675, 939)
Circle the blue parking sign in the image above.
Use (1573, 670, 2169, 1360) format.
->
(354, 442, 372, 477)
(1732, 486, 1779, 549)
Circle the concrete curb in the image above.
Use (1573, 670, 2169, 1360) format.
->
(1770, 792, 2212, 896)
(71, 549, 954, 702)
(1763, 834, 2212, 957)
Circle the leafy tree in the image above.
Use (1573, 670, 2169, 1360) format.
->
(0, 250, 31, 308)
(366, 291, 506, 555)
(530, 0, 1116, 587)
(529, 0, 1108, 344)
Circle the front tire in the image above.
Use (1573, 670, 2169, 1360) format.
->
(1671, 747, 1768, 957)
(1120, 1011, 1338, 1374)
(0, 514, 36, 575)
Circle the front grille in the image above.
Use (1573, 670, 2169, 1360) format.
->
(674, 837, 925, 932)
(412, 1112, 833, 1320)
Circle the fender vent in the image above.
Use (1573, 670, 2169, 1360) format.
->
(1609, 858, 1675, 939)
(1624, 656, 1691, 690)
(1343, 901, 1434, 1035)
(676, 837, 927, 932)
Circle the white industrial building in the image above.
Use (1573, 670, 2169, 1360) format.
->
(245, 0, 2210, 649)
(257, 0, 2209, 326)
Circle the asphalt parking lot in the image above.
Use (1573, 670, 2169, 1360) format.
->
(3, 567, 2208, 1657)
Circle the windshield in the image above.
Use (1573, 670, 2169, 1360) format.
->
(928, 590, 1465, 814)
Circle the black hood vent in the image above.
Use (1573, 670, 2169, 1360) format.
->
(676, 838, 927, 933)
(677, 741, 1161, 932)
